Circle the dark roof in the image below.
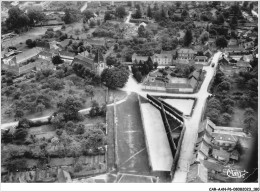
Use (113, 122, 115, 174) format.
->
(189, 70, 200, 80)
(202, 160, 224, 173)
(212, 149, 230, 160)
(74, 55, 94, 64)
(39, 51, 52, 57)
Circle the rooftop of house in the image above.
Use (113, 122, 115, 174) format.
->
(153, 53, 172, 59)
(177, 48, 197, 54)
(189, 70, 200, 80)
(187, 163, 208, 183)
(39, 50, 53, 57)
(161, 50, 177, 55)
(212, 148, 230, 160)
(202, 160, 224, 173)
(16, 47, 43, 64)
(194, 56, 208, 60)
(59, 51, 75, 58)
(224, 47, 245, 52)
(212, 132, 238, 143)
(57, 39, 71, 48)
(73, 54, 94, 64)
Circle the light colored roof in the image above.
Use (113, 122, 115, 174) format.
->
(140, 103, 173, 171)
(16, 47, 43, 64)
(212, 149, 230, 160)
(212, 133, 238, 143)
(177, 48, 197, 54)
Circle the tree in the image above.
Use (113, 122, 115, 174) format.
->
(133, 8, 142, 19)
(216, 37, 228, 49)
(181, 10, 188, 18)
(147, 5, 152, 18)
(244, 108, 254, 117)
(6, 159, 27, 172)
(57, 96, 83, 121)
(51, 113, 65, 129)
(230, 16, 238, 27)
(85, 85, 94, 100)
(219, 113, 232, 126)
(63, 9, 77, 24)
(154, 62, 158, 69)
(52, 55, 63, 65)
(14, 109, 24, 120)
(55, 70, 65, 79)
(138, 25, 146, 38)
(5, 7, 29, 31)
(134, 71, 142, 83)
(25, 39, 36, 48)
(217, 14, 224, 24)
(1, 129, 13, 143)
(83, 10, 94, 22)
(207, 108, 220, 124)
(27, 9, 45, 26)
(183, 29, 193, 47)
(75, 124, 85, 134)
(247, 78, 258, 92)
(217, 81, 231, 92)
(36, 103, 45, 113)
(104, 11, 112, 22)
(243, 116, 256, 134)
(101, 67, 129, 89)
(56, 129, 63, 136)
(5, 109, 13, 117)
(89, 20, 96, 28)
(115, 6, 127, 18)
(13, 128, 28, 141)
(106, 56, 117, 67)
(83, 127, 106, 150)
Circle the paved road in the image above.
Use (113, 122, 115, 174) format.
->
(120, 51, 222, 182)
(1, 95, 129, 130)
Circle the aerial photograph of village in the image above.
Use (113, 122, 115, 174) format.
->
(1, 1, 258, 184)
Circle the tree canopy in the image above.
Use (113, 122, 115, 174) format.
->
(101, 67, 129, 89)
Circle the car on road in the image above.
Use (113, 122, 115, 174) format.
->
(211, 63, 215, 67)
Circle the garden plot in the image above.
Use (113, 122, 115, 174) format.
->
(162, 98, 195, 116)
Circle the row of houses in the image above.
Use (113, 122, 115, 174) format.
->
(187, 118, 251, 183)
(132, 48, 214, 67)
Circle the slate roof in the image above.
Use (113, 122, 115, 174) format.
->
(212, 149, 230, 160)
(202, 160, 224, 173)
(189, 70, 200, 80)
(39, 51, 52, 57)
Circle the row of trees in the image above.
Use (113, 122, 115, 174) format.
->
(131, 57, 158, 82)
(3, 7, 45, 33)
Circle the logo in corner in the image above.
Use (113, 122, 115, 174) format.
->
(226, 168, 248, 179)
